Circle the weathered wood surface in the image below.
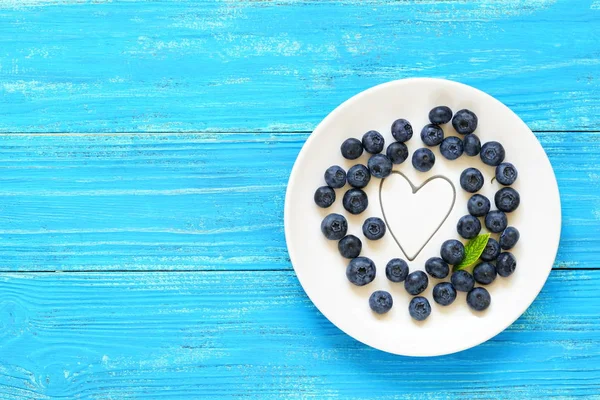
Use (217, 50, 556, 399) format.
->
(0, 0, 599, 132)
(0, 270, 599, 399)
(1, 0, 599, 398)
(0, 132, 596, 272)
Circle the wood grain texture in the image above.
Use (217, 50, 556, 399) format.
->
(0, 132, 596, 271)
(0, 270, 599, 399)
(0, 0, 599, 132)
(1, 0, 599, 398)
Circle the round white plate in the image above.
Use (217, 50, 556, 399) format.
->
(284, 78, 561, 356)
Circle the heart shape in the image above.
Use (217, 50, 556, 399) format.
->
(379, 172, 456, 261)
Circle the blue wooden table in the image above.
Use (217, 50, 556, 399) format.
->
(1, 1, 599, 398)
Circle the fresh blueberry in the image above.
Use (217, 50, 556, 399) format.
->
(409, 296, 431, 321)
(451, 270, 475, 292)
(386, 258, 409, 282)
(412, 148, 435, 172)
(495, 187, 520, 213)
(346, 257, 376, 286)
(369, 290, 393, 314)
(467, 194, 491, 217)
(368, 154, 393, 178)
(386, 142, 409, 164)
(440, 136, 464, 160)
(480, 237, 501, 262)
(463, 134, 481, 156)
(420, 124, 444, 146)
(496, 252, 517, 277)
(485, 210, 508, 233)
(338, 235, 362, 259)
(321, 213, 348, 240)
(440, 239, 465, 265)
(480, 141, 505, 166)
(473, 262, 497, 285)
(496, 162, 518, 185)
(347, 164, 371, 188)
(456, 214, 482, 239)
(460, 167, 484, 193)
(404, 271, 428, 295)
(429, 106, 453, 125)
(342, 188, 368, 215)
(324, 165, 346, 188)
(362, 130, 385, 154)
(340, 138, 363, 160)
(500, 226, 520, 250)
(362, 217, 386, 240)
(391, 119, 413, 142)
(452, 109, 478, 134)
(314, 186, 335, 208)
(467, 287, 491, 311)
(425, 257, 449, 279)
(432, 282, 457, 306)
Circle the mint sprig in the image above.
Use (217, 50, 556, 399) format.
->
(454, 233, 490, 271)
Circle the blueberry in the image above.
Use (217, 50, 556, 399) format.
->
(467, 287, 491, 311)
(368, 154, 393, 179)
(496, 162, 518, 185)
(496, 252, 517, 277)
(456, 214, 482, 239)
(369, 290, 393, 314)
(314, 186, 335, 208)
(412, 148, 435, 172)
(500, 226, 520, 250)
(343, 188, 368, 215)
(485, 210, 508, 233)
(440, 136, 464, 160)
(460, 167, 484, 193)
(321, 213, 348, 240)
(409, 296, 431, 321)
(425, 257, 449, 279)
(452, 109, 478, 135)
(480, 141, 505, 166)
(362, 217, 386, 240)
(440, 239, 465, 265)
(324, 165, 346, 188)
(386, 258, 409, 282)
(362, 130, 385, 154)
(480, 237, 501, 262)
(391, 119, 413, 142)
(340, 138, 363, 160)
(346, 257, 376, 286)
(347, 164, 371, 188)
(495, 187, 520, 213)
(473, 262, 497, 285)
(467, 194, 491, 217)
(338, 235, 362, 259)
(432, 282, 457, 306)
(386, 142, 409, 164)
(429, 106, 453, 125)
(404, 271, 428, 295)
(420, 124, 444, 146)
(451, 270, 475, 292)
(463, 134, 481, 156)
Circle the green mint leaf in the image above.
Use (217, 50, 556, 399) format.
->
(454, 233, 490, 271)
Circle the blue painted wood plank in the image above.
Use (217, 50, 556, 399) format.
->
(0, 270, 599, 399)
(0, 0, 599, 132)
(0, 132, 596, 271)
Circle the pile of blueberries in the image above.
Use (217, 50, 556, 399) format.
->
(315, 106, 520, 321)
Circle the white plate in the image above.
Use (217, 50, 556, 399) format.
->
(284, 78, 561, 356)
